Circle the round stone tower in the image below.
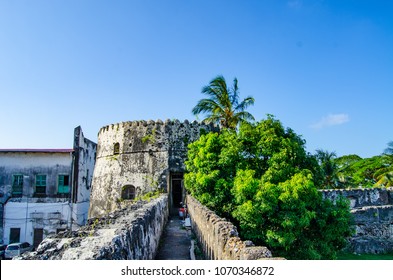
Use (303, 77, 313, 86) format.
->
(88, 119, 219, 218)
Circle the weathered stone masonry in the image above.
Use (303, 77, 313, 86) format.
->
(322, 188, 393, 254)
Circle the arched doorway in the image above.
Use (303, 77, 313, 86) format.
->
(121, 185, 136, 200)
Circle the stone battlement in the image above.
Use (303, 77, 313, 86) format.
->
(321, 187, 393, 209)
(95, 119, 218, 158)
(97, 119, 218, 135)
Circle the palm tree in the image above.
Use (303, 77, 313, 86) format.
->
(376, 141, 393, 187)
(315, 149, 339, 188)
(192, 75, 255, 129)
(384, 141, 393, 156)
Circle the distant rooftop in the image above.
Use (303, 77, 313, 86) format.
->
(0, 149, 73, 153)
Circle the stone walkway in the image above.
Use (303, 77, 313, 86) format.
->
(155, 216, 192, 260)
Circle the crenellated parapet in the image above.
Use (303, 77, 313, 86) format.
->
(95, 119, 218, 159)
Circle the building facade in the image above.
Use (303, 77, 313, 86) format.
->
(0, 126, 96, 247)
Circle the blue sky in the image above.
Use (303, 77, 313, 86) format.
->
(0, 0, 392, 158)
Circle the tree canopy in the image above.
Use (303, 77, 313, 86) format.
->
(185, 116, 352, 259)
(335, 151, 393, 188)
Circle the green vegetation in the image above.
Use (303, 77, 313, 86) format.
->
(192, 75, 255, 130)
(137, 189, 163, 202)
(337, 253, 393, 260)
(185, 116, 353, 259)
(186, 76, 392, 259)
(311, 141, 393, 189)
(89, 218, 99, 237)
(142, 128, 156, 144)
(334, 146, 393, 188)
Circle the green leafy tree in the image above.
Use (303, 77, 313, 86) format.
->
(185, 115, 352, 259)
(333, 154, 361, 187)
(184, 130, 240, 217)
(192, 75, 255, 129)
(335, 154, 392, 188)
(232, 171, 352, 259)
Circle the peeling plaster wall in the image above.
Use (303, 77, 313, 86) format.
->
(89, 120, 218, 218)
(321, 188, 393, 254)
(19, 194, 168, 260)
(0, 152, 72, 199)
(72, 126, 97, 226)
(187, 195, 274, 260)
(0, 151, 72, 245)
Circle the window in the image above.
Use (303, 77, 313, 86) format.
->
(10, 228, 20, 244)
(114, 142, 120, 155)
(121, 185, 136, 200)
(58, 175, 70, 194)
(35, 175, 46, 194)
(12, 175, 23, 195)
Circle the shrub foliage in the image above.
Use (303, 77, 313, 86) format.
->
(185, 116, 352, 259)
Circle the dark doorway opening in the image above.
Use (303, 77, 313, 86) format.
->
(171, 173, 183, 210)
(10, 228, 20, 244)
(33, 228, 43, 249)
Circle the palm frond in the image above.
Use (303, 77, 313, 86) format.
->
(235, 96, 255, 112)
(234, 111, 255, 122)
(230, 77, 239, 107)
(192, 98, 224, 115)
(192, 75, 255, 129)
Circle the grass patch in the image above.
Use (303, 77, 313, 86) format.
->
(137, 189, 163, 202)
(337, 253, 393, 260)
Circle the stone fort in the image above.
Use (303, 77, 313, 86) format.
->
(89, 119, 219, 218)
(19, 119, 393, 260)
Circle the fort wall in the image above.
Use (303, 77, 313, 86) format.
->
(20, 194, 168, 260)
(187, 195, 274, 260)
(322, 188, 393, 254)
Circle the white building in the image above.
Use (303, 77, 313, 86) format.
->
(0, 126, 96, 247)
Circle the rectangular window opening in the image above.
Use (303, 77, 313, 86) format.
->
(35, 175, 47, 195)
(58, 175, 70, 194)
(12, 175, 23, 196)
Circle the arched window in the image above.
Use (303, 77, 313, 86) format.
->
(113, 142, 120, 155)
(121, 185, 136, 200)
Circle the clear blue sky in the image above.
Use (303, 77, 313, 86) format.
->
(1, 0, 392, 158)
